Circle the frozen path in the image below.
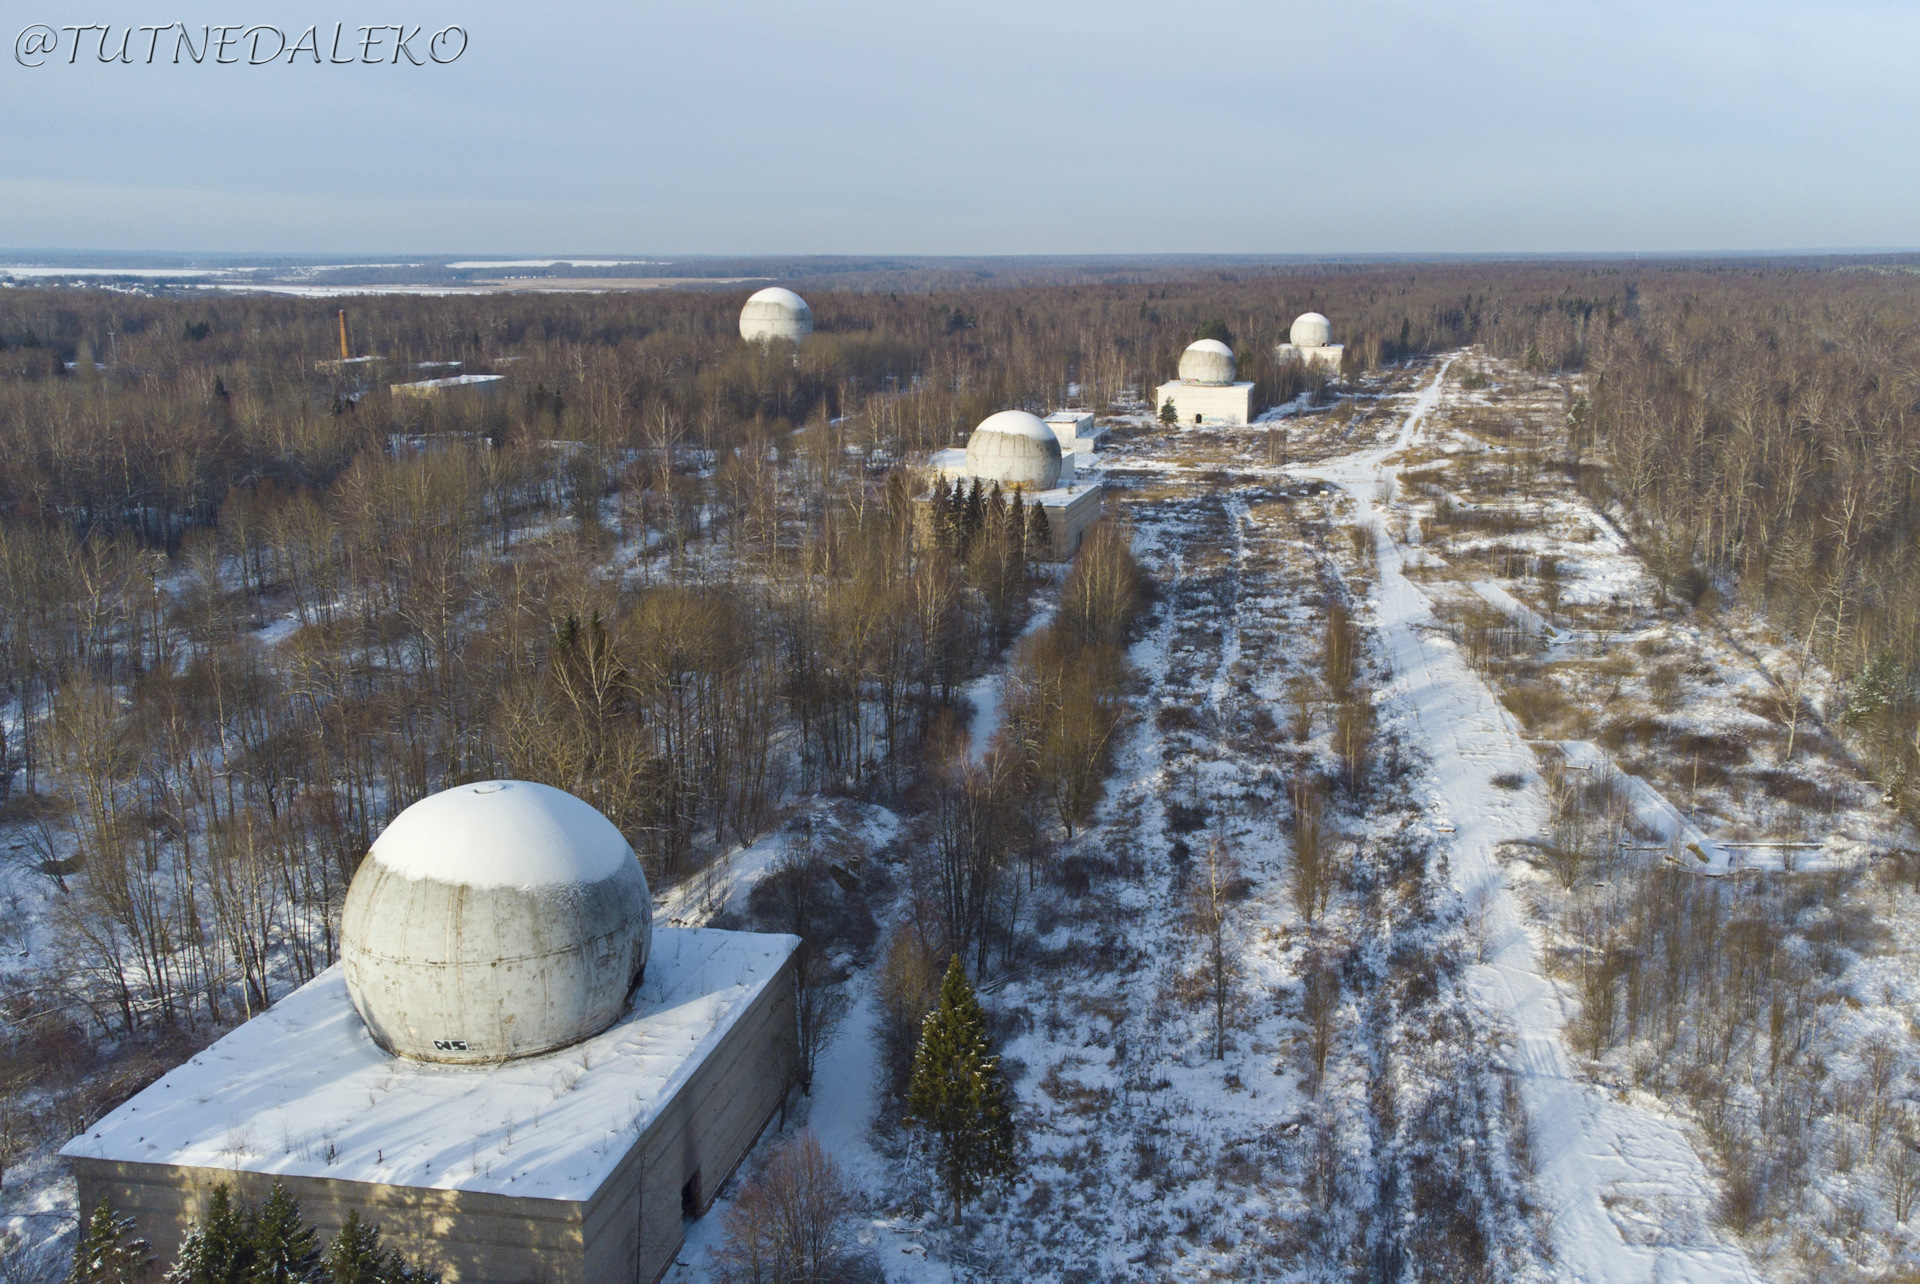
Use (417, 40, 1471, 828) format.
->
(963, 601, 1057, 763)
(1301, 360, 1762, 1284)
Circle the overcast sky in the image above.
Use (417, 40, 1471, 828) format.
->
(1, 0, 1915, 255)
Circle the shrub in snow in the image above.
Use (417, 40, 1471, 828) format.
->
(713, 1131, 870, 1284)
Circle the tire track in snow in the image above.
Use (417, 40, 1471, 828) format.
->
(1301, 358, 1764, 1284)
(1206, 496, 1248, 715)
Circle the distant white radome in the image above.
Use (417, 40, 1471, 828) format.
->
(738, 287, 814, 343)
(1179, 338, 1236, 385)
(965, 410, 1064, 491)
(1289, 312, 1333, 348)
(341, 781, 652, 1065)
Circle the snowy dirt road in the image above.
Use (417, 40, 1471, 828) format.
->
(1303, 360, 1762, 1284)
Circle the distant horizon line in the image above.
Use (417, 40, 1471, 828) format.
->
(4, 247, 1920, 267)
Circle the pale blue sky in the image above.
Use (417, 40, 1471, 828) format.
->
(1, 0, 1915, 254)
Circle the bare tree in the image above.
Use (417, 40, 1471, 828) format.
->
(1291, 773, 1331, 922)
(712, 1131, 864, 1284)
(1298, 949, 1341, 1094)
(1190, 834, 1239, 1061)
(794, 952, 851, 1097)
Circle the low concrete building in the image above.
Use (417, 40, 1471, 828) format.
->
(1157, 339, 1256, 426)
(390, 373, 506, 399)
(1154, 379, 1255, 426)
(921, 409, 1106, 561)
(1045, 411, 1106, 456)
(64, 928, 798, 1284)
(314, 354, 386, 374)
(64, 780, 801, 1284)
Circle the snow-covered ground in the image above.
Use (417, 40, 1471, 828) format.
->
(1303, 361, 1762, 1284)
(1373, 353, 1920, 1280)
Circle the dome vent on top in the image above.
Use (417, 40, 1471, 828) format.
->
(1179, 339, 1236, 385)
(340, 781, 651, 1064)
(964, 410, 1064, 490)
(1289, 312, 1333, 348)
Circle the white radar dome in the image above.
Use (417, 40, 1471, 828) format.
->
(1179, 339, 1236, 385)
(965, 410, 1063, 491)
(1289, 313, 1333, 348)
(738, 287, 814, 343)
(341, 780, 652, 1065)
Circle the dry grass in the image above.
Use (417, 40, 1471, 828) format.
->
(1501, 681, 1579, 735)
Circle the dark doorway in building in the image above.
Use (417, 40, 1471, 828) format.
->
(681, 1171, 703, 1218)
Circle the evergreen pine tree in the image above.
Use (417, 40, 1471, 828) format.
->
(929, 476, 952, 553)
(247, 1185, 318, 1284)
(166, 1185, 252, 1284)
(944, 478, 968, 555)
(1159, 398, 1178, 426)
(905, 956, 1017, 1222)
(68, 1198, 150, 1284)
(163, 1228, 210, 1284)
(391, 1258, 441, 1284)
(320, 1211, 384, 1284)
(1026, 505, 1051, 561)
(1007, 490, 1026, 563)
(962, 479, 985, 552)
(1195, 318, 1233, 345)
(321, 1210, 441, 1284)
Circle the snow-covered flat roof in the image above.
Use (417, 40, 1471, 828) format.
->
(392, 373, 505, 390)
(61, 928, 798, 1203)
(1027, 481, 1102, 507)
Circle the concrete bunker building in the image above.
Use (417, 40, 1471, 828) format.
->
(1276, 311, 1345, 371)
(924, 409, 1105, 560)
(64, 781, 799, 1284)
(1156, 339, 1256, 426)
(738, 287, 814, 343)
(390, 373, 507, 400)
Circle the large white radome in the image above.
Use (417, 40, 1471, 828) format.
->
(738, 287, 814, 343)
(1179, 338, 1236, 385)
(1289, 312, 1333, 348)
(965, 410, 1063, 490)
(341, 781, 652, 1064)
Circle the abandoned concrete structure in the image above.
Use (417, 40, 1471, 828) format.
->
(1157, 339, 1256, 425)
(1276, 311, 1345, 370)
(738, 286, 813, 343)
(64, 782, 800, 1284)
(389, 373, 506, 399)
(1045, 410, 1106, 456)
(924, 409, 1105, 560)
